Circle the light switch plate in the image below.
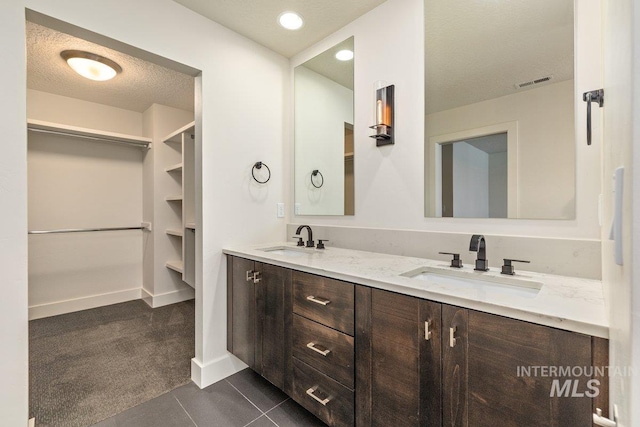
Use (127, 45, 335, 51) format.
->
(277, 203, 285, 218)
(295, 203, 301, 215)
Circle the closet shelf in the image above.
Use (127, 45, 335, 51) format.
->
(162, 121, 196, 144)
(27, 119, 152, 148)
(344, 152, 354, 158)
(166, 260, 184, 274)
(166, 229, 183, 237)
(166, 195, 183, 202)
(165, 163, 183, 173)
(185, 223, 196, 230)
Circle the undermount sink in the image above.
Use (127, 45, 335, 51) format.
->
(401, 266, 542, 298)
(260, 246, 314, 258)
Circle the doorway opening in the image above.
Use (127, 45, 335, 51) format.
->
(26, 11, 202, 426)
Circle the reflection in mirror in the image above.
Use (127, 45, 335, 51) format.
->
(424, 0, 575, 219)
(295, 37, 354, 216)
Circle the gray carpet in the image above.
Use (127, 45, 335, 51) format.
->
(29, 299, 195, 427)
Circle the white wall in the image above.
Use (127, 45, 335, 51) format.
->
(27, 132, 144, 318)
(27, 90, 145, 320)
(0, 1, 288, 423)
(602, 0, 639, 424)
(0, 8, 29, 426)
(452, 142, 489, 218)
(289, 0, 602, 241)
(27, 89, 144, 136)
(427, 80, 575, 219)
(294, 66, 353, 215)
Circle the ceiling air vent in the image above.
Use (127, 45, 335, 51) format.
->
(515, 75, 553, 90)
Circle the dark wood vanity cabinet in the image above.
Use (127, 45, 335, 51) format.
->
(357, 287, 608, 427)
(227, 257, 292, 393)
(227, 256, 609, 427)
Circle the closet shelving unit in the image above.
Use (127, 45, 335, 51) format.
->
(162, 121, 196, 287)
(27, 119, 153, 148)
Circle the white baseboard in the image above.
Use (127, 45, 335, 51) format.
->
(141, 287, 195, 308)
(29, 288, 142, 320)
(29, 418, 35, 427)
(191, 354, 247, 389)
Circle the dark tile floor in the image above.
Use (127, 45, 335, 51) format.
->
(91, 368, 327, 427)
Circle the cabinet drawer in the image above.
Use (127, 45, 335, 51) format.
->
(293, 271, 355, 335)
(292, 358, 355, 427)
(293, 314, 355, 389)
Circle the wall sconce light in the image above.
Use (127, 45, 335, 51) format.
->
(369, 83, 394, 146)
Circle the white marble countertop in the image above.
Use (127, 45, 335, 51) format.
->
(223, 242, 609, 338)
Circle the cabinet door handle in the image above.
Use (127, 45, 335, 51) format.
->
(425, 320, 432, 341)
(306, 295, 331, 306)
(307, 342, 331, 356)
(245, 270, 254, 282)
(253, 271, 262, 284)
(306, 386, 331, 406)
(449, 326, 457, 348)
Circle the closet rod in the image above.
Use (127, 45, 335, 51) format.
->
(27, 127, 150, 149)
(28, 226, 149, 235)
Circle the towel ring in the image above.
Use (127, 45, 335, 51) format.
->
(252, 162, 271, 184)
(311, 170, 324, 188)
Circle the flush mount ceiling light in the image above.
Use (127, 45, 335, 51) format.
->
(335, 49, 354, 61)
(278, 12, 304, 30)
(60, 50, 122, 81)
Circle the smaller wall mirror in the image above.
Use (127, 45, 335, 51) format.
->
(294, 37, 354, 216)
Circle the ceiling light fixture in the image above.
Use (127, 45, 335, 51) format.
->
(278, 12, 304, 30)
(335, 50, 354, 61)
(60, 50, 122, 81)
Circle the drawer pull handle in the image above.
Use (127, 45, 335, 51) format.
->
(425, 320, 432, 341)
(449, 326, 457, 348)
(307, 295, 331, 306)
(245, 270, 254, 282)
(306, 342, 331, 356)
(306, 386, 331, 406)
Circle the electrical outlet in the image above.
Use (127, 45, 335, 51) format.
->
(295, 203, 301, 215)
(277, 203, 285, 218)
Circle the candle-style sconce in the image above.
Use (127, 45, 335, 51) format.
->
(369, 83, 394, 146)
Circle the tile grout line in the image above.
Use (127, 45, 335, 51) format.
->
(263, 412, 280, 427)
(262, 398, 291, 427)
(225, 379, 264, 416)
(263, 397, 290, 415)
(173, 395, 198, 427)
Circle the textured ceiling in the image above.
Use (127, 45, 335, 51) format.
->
(425, 0, 574, 114)
(300, 37, 354, 90)
(27, 22, 194, 113)
(171, 0, 386, 58)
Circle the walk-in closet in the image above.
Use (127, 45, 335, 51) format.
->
(26, 15, 200, 427)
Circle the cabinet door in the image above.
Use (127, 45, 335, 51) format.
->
(442, 305, 469, 427)
(356, 288, 441, 427)
(227, 256, 257, 370)
(467, 310, 592, 427)
(255, 262, 292, 391)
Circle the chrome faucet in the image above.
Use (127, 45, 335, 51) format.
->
(469, 234, 489, 271)
(295, 225, 314, 248)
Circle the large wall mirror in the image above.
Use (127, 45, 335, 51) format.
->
(295, 37, 354, 216)
(424, 0, 575, 219)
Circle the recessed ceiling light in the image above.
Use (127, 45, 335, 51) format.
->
(335, 50, 354, 61)
(60, 50, 122, 81)
(278, 12, 304, 30)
